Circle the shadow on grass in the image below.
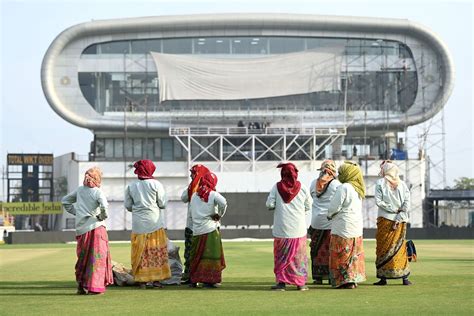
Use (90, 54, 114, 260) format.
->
(0, 280, 380, 294)
(0, 281, 77, 296)
(0, 281, 74, 290)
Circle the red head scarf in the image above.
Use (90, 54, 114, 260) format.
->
(276, 162, 301, 203)
(83, 167, 102, 188)
(133, 160, 156, 180)
(197, 172, 218, 203)
(188, 164, 210, 199)
(315, 159, 337, 197)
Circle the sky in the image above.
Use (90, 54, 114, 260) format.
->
(0, 0, 473, 200)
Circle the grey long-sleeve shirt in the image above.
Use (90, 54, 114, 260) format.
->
(327, 183, 363, 239)
(61, 186, 108, 236)
(125, 179, 167, 234)
(375, 178, 410, 223)
(309, 179, 341, 230)
(266, 184, 312, 238)
(189, 191, 227, 236)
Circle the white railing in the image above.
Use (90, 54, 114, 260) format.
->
(170, 126, 346, 136)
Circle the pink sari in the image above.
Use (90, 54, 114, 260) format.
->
(273, 236, 308, 286)
(75, 226, 113, 293)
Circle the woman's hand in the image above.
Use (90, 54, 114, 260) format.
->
(211, 214, 221, 221)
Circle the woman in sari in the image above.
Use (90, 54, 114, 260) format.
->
(188, 172, 227, 288)
(266, 163, 312, 291)
(309, 159, 341, 285)
(327, 161, 366, 289)
(180, 164, 210, 284)
(62, 167, 113, 295)
(374, 160, 412, 286)
(125, 159, 171, 289)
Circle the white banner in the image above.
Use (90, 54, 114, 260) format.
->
(151, 48, 343, 102)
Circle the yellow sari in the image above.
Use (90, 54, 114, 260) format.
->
(131, 228, 171, 282)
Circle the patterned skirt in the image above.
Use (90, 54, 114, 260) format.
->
(309, 228, 331, 281)
(329, 234, 366, 288)
(273, 236, 308, 286)
(131, 228, 171, 282)
(190, 229, 226, 284)
(75, 226, 113, 293)
(182, 227, 193, 281)
(375, 217, 410, 279)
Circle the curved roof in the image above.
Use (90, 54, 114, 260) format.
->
(41, 13, 454, 131)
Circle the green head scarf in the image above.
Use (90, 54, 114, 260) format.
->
(338, 161, 366, 199)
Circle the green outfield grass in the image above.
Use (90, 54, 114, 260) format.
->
(0, 239, 473, 315)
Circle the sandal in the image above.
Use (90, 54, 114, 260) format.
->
(271, 282, 286, 291)
(373, 279, 387, 286)
(76, 285, 87, 295)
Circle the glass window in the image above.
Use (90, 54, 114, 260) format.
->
(78, 73, 97, 110)
(363, 40, 383, 55)
(124, 139, 133, 158)
(131, 39, 162, 54)
(143, 139, 154, 159)
(345, 39, 362, 55)
(174, 139, 184, 159)
(82, 44, 98, 55)
(163, 38, 192, 54)
(232, 37, 268, 54)
(269, 37, 305, 54)
(100, 41, 130, 54)
(114, 139, 123, 158)
(154, 138, 161, 159)
(133, 139, 142, 158)
(161, 138, 173, 161)
(105, 139, 114, 158)
(95, 139, 105, 158)
(194, 38, 230, 54)
(307, 38, 346, 50)
(399, 44, 412, 59)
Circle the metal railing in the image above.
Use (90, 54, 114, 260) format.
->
(169, 126, 346, 136)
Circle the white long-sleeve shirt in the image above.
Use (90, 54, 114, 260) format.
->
(266, 184, 312, 238)
(375, 179, 410, 223)
(309, 179, 341, 230)
(181, 188, 193, 229)
(61, 186, 108, 236)
(327, 183, 363, 239)
(124, 179, 167, 234)
(189, 191, 227, 236)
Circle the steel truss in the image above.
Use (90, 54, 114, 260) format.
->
(171, 127, 346, 171)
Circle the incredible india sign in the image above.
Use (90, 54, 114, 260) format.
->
(0, 202, 63, 215)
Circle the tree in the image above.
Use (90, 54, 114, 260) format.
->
(453, 177, 474, 190)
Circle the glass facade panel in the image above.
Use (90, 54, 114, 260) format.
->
(133, 139, 142, 158)
(95, 139, 105, 158)
(231, 37, 268, 54)
(131, 39, 162, 54)
(143, 139, 154, 159)
(163, 38, 192, 54)
(269, 37, 305, 54)
(194, 38, 230, 54)
(154, 138, 161, 159)
(100, 41, 130, 54)
(124, 139, 133, 158)
(114, 139, 123, 158)
(83, 44, 98, 54)
(105, 139, 114, 158)
(161, 139, 173, 161)
(79, 36, 420, 115)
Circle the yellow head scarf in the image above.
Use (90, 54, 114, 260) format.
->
(338, 161, 366, 199)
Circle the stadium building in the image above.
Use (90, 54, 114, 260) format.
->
(42, 13, 454, 231)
